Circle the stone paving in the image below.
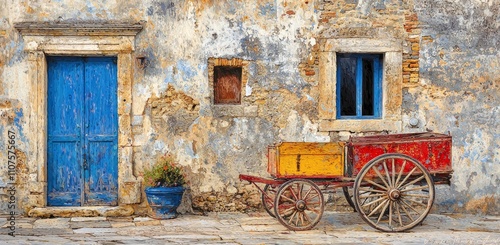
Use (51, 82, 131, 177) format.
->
(0, 211, 499, 244)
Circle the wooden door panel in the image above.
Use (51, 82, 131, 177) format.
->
(47, 58, 84, 136)
(84, 57, 118, 205)
(47, 57, 84, 206)
(47, 142, 82, 206)
(84, 58, 118, 136)
(85, 141, 118, 205)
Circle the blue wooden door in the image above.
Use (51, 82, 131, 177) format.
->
(47, 56, 118, 206)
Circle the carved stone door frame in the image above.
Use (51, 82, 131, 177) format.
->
(15, 22, 143, 211)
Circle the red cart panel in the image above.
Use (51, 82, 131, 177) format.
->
(348, 132, 452, 177)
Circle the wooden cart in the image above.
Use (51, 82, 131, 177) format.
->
(239, 132, 453, 232)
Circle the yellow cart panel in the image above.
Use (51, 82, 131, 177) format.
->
(267, 142, 345, 178)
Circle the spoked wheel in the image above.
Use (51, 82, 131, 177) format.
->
(274, 179, 324, 231)
(342, 186, 356, 211)
(353, 153, 435, 232)
(261, 184, 277, 218)
(343, 186, 376, 212)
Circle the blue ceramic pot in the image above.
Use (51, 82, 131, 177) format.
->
(145, 186, 185, 219)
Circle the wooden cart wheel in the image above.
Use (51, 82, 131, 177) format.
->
(342, 186, 356, 211)
(274, 179, 324, 231)
(353, 153, 435, 232)
(262, 184, 277, 218)
(344, 186, 378, 212)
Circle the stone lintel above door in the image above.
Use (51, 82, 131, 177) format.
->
(14, 21, 143, 36)
(15, 22, 143, 55)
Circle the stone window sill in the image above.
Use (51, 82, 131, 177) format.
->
(212, 105, 258, 117)
(319, 119, 401, 132)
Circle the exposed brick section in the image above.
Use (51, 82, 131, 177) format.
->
(403, 13, 421, 84)
(304, 69, 315, 76)
(299, 43, 319, 84)
(319, 11, 336, 23)
(422, 35, 434, 43)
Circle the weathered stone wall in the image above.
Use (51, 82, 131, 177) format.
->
(411, 0, 499, 213)
(0, 0, 498, 215)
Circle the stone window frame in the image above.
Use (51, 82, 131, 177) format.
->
(208, 57, 256, 117)
(15, 22, 143, 208)
(318, 38, 403, 132)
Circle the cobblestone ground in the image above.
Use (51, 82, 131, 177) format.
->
(0, 211, 499, 244)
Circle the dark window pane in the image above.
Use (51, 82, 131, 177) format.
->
(337, 53, 382, 119)
(339, 57, 356, 116)
(362, 58, 374, 116)
(214, 66, 242, 104)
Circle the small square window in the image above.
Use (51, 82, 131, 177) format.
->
(213, 66, 242, 104)
(336, 53, 382, 119)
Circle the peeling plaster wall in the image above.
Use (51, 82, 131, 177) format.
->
(0, 0, 498, 214)
(412, 0, 500, 213)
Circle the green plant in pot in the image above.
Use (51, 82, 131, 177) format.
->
(143, 154, 186, 219)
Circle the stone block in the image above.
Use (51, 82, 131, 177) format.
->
(28, 181, 46, 194)
(118, 115, 132, 147)
(73, 227, 120, 234)
(131, 115, 143, 126)
(403, 67, 419, 72)
(304, 69, 315, 76)
(213, 105, 244, 117)
(71, 217, 107, 222)
(110, 222, 135, 228)
(135, 219, 161, 226)
(133, 217, 153, 222)
(132, 125, 143, 135)
(14, 221, 34, 229)
(70, 221, 112, 229)
(29, 173, 37, 182)
(118, 99, 132, 115)
(99, 205, 135, 217)
(33, 218, 70, 228)
(243, 105, 258, 117)
(29, 208, 97, 218)
(27, 194, 45, 207)
(119, 181, 142, 204)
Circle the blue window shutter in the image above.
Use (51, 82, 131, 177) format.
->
(373, 57, 382, 118)
(336, 58, 341, 119)
(356, 57, 363, 117)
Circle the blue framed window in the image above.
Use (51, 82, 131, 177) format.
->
(336, 53, 383, 119)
